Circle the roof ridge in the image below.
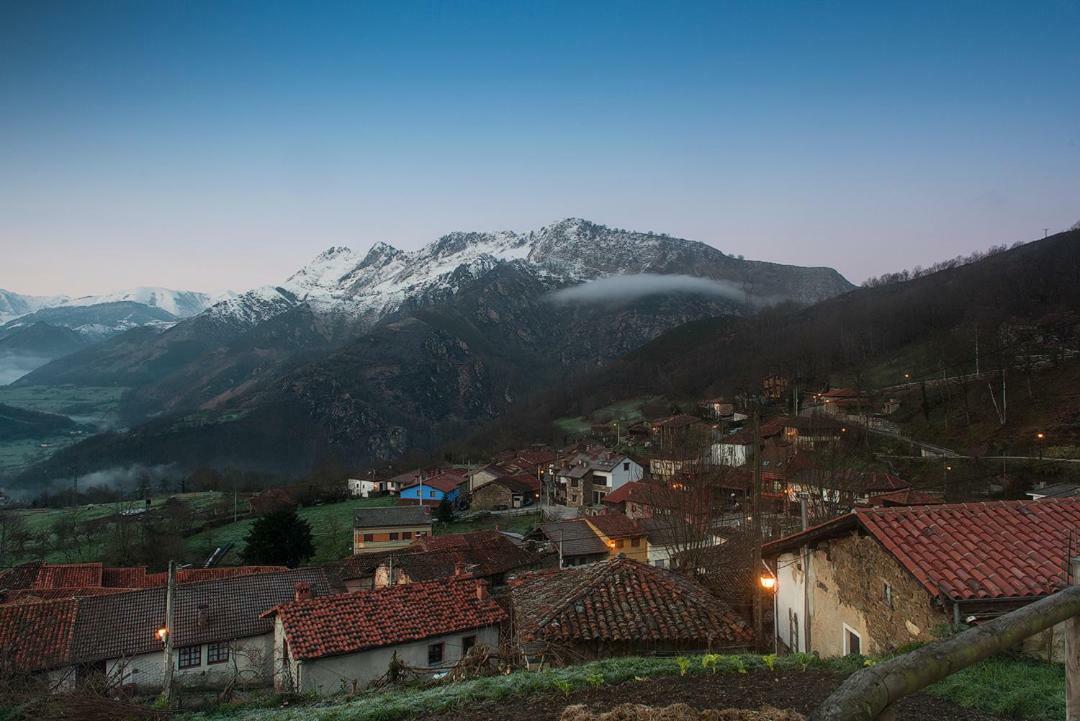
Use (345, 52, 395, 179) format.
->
(529, 558, 627, 632)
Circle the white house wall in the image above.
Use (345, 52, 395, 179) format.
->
(104, 634, 273, 691)
(291, 626, 500, 696)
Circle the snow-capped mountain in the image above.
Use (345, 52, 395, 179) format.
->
(207, 218, 852, 330)
(0, 290, 70, 324)
(62, 287, 229, 318)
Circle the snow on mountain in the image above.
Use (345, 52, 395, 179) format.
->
(0, 290, 70, 324)
(62, 287, 223, 317)
(202, 217, 853, 330)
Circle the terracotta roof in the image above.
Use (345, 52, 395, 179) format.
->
(864, 489, 944, 507)
(538, 519, 608, 558)
(268, 577, 507, 661)
(70, 568, 342, 664)
(764, 498, 1080, 602)
(1, 562, 286, 597)
(485, 475, 539, 494)
(354, 506, 432, 529)
(382, 531, 552, 582)
(586, 513, 644, 539)
(400, 472, 465, 494)
(0, 598, 78, 672)
(511, 557, 751, 647)
(602, 481, 659, 506)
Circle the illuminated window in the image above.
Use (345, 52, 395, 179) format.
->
(178, 645, 201, 669)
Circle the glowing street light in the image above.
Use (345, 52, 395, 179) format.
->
(157, 625, 169, 643)
(759, 574, 777, 591)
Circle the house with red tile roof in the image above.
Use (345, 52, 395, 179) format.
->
(0, 567, 342, 693)
(398, 471, 467, 505)
(583, 513, 649, 563)
(0, 561, 287, 603)
(510, 556, 752, 665)
(263, 577, 507, 695)
(763, 498, 1080, 660)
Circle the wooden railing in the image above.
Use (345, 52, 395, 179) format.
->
(808, 584, 1080, 721)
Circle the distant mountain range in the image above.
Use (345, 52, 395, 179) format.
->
(8, 218, 854, 484)
(0, 288, 233, 384)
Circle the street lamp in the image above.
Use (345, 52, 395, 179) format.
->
(1037, 432, 1046, 459)
(759, 574, 777, 591)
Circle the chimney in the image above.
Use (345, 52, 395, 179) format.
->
(196, 603, 209, 629)
(475, 579, 490, 601)
(454, 561, 467, 577)
(294, 582, 312, 603)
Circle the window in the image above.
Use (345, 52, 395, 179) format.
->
(363, 533, 374, 542)
(654, 559, 667, 569)
(427, 642, 444, 666)
(462, 635, 477, 655)
(207, 642, 230, 665)
(843, 625, 862, 656)
(402, 531, 413, 540)
(177, 645, 201, 669)
(630, 537, 640, 548)
(623, 462, 630, 471)
(389, 532, 400, 541)
(883, 582, 894, 610)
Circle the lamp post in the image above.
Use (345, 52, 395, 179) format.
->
(1037, 432, 1046, 460)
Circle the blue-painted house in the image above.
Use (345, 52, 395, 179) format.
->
(398, 472, 465, 505)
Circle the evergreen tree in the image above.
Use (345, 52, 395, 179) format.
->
(241, 509, 315, 567)
(436, 498, 454, 523)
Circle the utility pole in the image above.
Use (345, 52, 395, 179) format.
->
(232, 486, 238, 523)
(162, 560, 176, 705)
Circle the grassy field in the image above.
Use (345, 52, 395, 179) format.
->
(184, 495, 398, 564)
(554, 395, 660, 436)
(0, 385, 124, 425)
(927, 654, 1064, 721)
(0, 385, 126, 475)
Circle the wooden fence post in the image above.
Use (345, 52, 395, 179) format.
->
(1067, 557, 1080, 721)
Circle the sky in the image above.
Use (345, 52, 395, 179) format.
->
(1, 1, 1078, 296)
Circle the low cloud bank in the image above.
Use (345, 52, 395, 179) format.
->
(546, 274, 748, 305)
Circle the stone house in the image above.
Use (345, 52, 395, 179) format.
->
(763, 498, 1080, 660)
(264, 577, 505, 695)
(352, 507, 433, 555)
(471, 475, 539, 510)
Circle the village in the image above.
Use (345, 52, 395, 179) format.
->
(2, 382, 1078, 720)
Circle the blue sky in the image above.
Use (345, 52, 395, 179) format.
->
(2, 1, 1078, 295)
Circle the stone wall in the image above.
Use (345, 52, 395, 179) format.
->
(809, 531, 947, 656)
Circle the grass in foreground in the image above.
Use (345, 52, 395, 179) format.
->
(927, 654, 1063, 721)
(178, 650, 1064, 721)
(179, 653, 862, 721)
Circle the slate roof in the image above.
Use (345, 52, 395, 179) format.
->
(0, 598, 78, 672)
(763, 498, 1080, 602)
(538, 519, 608, 557)
(69, 567, 341, 663)
(510, 557, 752, 646)
(267, 577, 507, 661)
(1028, 482, 1080, 499)
(353, 506, 432, 529)
(384, 531, 552, 582)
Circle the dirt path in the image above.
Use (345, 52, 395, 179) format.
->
(425, 670, 1004, 721)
